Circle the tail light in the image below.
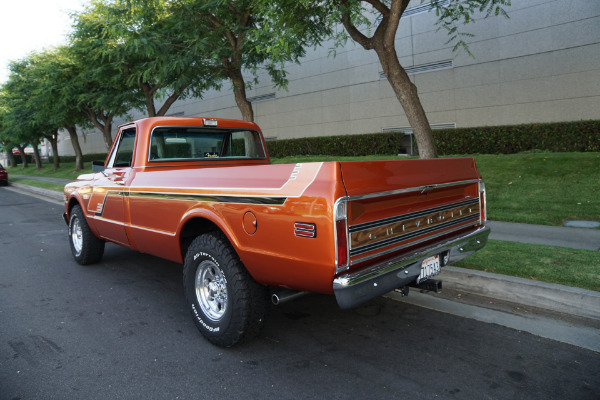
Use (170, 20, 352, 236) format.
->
(334, 198, 349, 273)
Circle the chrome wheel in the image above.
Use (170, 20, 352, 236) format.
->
(195, 260, 228, 322)
(70, 217, 83, 256)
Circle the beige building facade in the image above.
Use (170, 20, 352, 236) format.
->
(57, 0, 600, 155)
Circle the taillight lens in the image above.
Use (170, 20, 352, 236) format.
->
(335, 199, 349, 273)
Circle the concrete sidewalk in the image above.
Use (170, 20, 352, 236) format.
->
(488, 220, 600, 251)
(4, 180, 600, 326)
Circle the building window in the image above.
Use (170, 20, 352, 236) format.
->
(380, 60, 453, 80)
(248, 93, 276, 103)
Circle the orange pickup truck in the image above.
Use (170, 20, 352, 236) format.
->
(64, 116, 489, 346)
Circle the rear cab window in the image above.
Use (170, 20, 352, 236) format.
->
(148, 127, 266, 162)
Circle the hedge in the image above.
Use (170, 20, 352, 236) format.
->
(11, 154, 33, 165)
(267, 120, 600, 157)
(266, 131, 407, 158)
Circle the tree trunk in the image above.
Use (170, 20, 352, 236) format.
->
(379, 52, 438, 158)
(31, 142, 43, 169)
(47, 132, 60, 170)
(86, 108, 114, 150)
(101, 121, 114, 151)
(140, 81, 158, 117)
(230, 69, 254, 122)
(340, 0, 437, 159)
(6, 149, 17, 168)
(16, 145, 28, 168)
(66, 125, 85, 171)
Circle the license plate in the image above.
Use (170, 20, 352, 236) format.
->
(417, 255, 440, 283)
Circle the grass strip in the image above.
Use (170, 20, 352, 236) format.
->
(472, 152, 600, 226)
(9, 177, 66, 192)
(454, 239, 600, 292)
(8, 162, 91, 180)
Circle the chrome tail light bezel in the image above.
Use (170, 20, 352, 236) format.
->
(479, 180, 487, 224)
(334, 197, 349, 274)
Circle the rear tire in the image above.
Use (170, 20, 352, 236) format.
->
(183, 232, 268, 347)
(68, 205, 105, 265)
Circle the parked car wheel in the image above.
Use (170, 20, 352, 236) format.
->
(68, 205, 105, 265)
(183, 232, 268, 347)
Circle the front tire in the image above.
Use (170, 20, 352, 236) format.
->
(183, 232, 268, 347)
(68, 205, 105, 265)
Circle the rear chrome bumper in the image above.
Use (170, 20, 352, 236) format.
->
(333, 225, 490, 309)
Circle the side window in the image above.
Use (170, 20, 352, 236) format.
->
(107, 129, 136, 168)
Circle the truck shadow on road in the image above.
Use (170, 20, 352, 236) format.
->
(90, 242, 600, 399)
(84, 243, 597, 400)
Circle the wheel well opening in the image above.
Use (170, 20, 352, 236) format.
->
(67, 198, 81, 215)
(180, 218, 221, 258)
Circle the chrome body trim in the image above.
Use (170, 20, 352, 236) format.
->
(349, 198, 479, 233)
(333, 197, 350, 274)
(333, 225, 490, 309)
(349, 219, 480, 265)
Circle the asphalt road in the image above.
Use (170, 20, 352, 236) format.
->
(1, 188, 599, 400)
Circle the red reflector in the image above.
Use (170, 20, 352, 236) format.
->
(295, 222, 316, 238)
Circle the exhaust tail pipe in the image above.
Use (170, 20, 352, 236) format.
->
(271, 289, 307, 305)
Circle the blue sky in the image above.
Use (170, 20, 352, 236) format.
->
(0, 0, 86, 84)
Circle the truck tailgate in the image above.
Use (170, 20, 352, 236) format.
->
(338, 158, 486, 270)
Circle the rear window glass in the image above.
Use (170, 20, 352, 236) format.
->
(149, 127, 265, 161)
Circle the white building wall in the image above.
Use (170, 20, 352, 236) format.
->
(57, 0, 600, 155)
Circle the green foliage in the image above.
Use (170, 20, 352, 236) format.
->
(267, 120, 600, 158)
(0, 58, 55, 149)
(171, 0, 333, 120)
(434, 120, 600, 154)
(433, 0, 511, 56)
(71, 0, 219, 117)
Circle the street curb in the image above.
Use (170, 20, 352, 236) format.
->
(440, 266, 600, 321)
(8, 182, 63, 202)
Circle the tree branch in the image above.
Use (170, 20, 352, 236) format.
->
(156, 86, 187, 116)
(383, 0, 410, 47)
(362, 0, 389, 15)
(340, 0, 373, 49)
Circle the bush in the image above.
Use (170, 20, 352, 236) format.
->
(434, 120, 600, 154)
(266, 120, 600, 157)
(13, 154, 33, 165)
(267, 132, 407, 158)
